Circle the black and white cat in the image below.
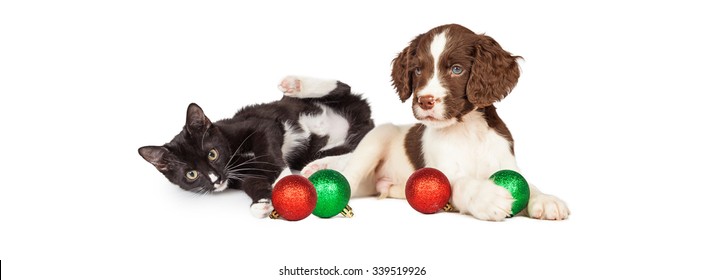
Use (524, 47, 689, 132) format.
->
(139, 76, 374, 217)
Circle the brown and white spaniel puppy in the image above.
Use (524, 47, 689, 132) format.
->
(302, 24, 569, 221)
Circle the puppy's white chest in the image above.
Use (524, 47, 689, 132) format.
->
(423, 115, 512, 180)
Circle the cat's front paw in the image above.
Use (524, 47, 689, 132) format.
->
(250, 199, 273, 218)
(527, 194, 569, 220)
(457, 181, 514, 221)
(278, 76, 302, 96)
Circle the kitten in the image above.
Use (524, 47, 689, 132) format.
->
(139, 76, 374, 217)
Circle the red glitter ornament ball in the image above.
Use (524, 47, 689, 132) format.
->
(405, 168, 452, 214)
(271, 175, 317, 221)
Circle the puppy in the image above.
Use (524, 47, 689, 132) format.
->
(304, 24, 569, 221)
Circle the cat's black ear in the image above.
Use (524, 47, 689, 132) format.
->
(186, 103, 212, 135)
(139, 146, 171, 172)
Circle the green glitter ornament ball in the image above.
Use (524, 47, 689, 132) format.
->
(308, 169, 351, 218)
(490, 170, 530, 216)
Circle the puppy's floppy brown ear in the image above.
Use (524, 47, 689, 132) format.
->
(391, 38, 419, 103)
(467, 34, 521, 108)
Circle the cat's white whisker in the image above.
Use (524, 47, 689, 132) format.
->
(228, 176, 245, 182)
(229, 167, 279, 173)
(226, 154, 272, 170)
(189, 186, 208, 198)
(198, 185, 212, 196)
(226, 170, 268, 181)
(233, 173, 269, 179)
(231, 132, 256, 155)
(200, 126, 211, 151)
(225, 132, 257, 167)
(226, 160, 280, 173)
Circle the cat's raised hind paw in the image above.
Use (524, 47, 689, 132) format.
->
(278, 76, 302, 96)
(278, 75, 338, 98)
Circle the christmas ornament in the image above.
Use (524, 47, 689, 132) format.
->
(489, 169, 530, 216)
(270, 175, 317, 221)
(405, 167, 453, 214)
(308, 169, 353, 218)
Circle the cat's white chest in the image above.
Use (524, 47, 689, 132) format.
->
(280, 104, 350, 161)
(298, 104, 349, 150)
(281, 122, 309, 160)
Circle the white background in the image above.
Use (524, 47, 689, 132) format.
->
(2, 0, 702, 279)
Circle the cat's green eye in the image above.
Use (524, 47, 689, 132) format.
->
(185, 170, 199, 181)
(208, 149, 219, 161)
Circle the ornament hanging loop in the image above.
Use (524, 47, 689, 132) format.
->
(443, 203, 455, 212)
(269, 210, 281, 219)
(341, 205, 354, 218)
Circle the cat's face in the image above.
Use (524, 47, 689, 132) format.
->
(139, 104, 232, 193)
(139, 136, 224, 193)
(185, 104, 257, 192)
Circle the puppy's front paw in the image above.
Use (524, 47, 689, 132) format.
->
(301, 154, 351, 177)
(250, 199, 273, 218)
(462, 181, 514, 221)
(278, 76, 302, 96)
(301, 162, 327, 177)
(528, 194, 569, 220)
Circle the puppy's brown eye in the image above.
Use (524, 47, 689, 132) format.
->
(451, 65, 464, 75)
(208, 148, 219, 161)
(415, 68, 422, 76)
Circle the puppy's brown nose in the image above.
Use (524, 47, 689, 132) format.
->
(419, 96, 435, 110)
